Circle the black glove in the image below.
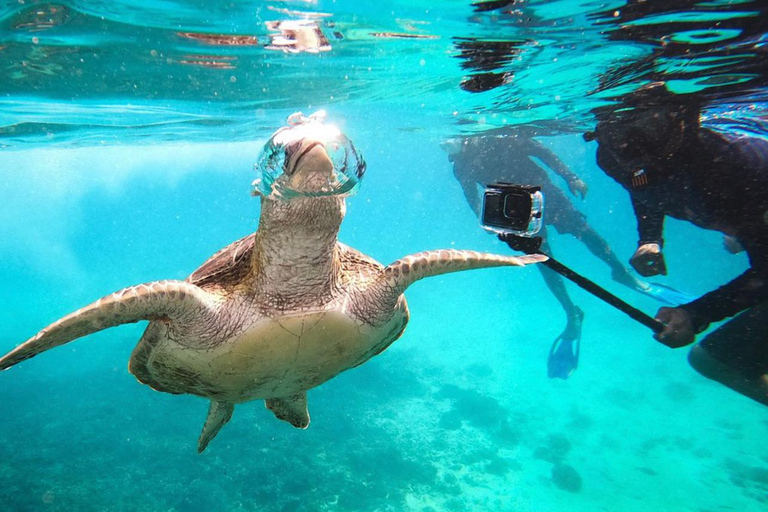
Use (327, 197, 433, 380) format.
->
(499, 234, 543, 254)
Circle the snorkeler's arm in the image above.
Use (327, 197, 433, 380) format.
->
(528, 140, 576, 180)
(680, 243, 768, 331)
(528, 140, 588, 198)
(452, 162, 483, 217)
(680, 268, 768, 332)
(632, 195, 665, 246)
(629, 195, 667, 276)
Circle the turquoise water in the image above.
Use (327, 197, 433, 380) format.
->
(1, 1, 767, 511)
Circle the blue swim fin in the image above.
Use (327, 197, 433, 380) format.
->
(547, 307, 583, 380)
(638, 281, 696, 307)
(615, 269, 695, 306)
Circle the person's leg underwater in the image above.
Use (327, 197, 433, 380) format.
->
(687, 302, 768, 406)
(568, 215, 644, 290)
(510, 227, 584, 379)
(542, 185, 640, 289)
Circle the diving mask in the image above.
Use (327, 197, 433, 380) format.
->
(253, 110, 366, 198)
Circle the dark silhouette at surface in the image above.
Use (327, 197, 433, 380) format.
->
(590, 0, 768, 103)
(454, 38, 523, 93)
(445, 130, 646, 378)
(589, 83, 768, 405)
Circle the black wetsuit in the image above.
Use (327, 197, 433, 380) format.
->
(451, 134, 588, 235)
(593, 103, 768, 375)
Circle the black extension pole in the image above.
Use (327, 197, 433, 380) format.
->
(539, 255, 664, 333)
(501, 234, 665, 333)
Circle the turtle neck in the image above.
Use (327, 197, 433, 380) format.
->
(250, 196, 344, 309)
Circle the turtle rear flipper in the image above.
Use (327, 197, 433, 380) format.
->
(198, 400, 235, 453)
(0, 280, 213, 371)
(266, 393, 310, 428)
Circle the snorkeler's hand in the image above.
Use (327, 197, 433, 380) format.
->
(630, 243, 667, 277)
(653, 307, 695, 348)
(722, 235, 745, 254)
(568, 177, 588, 199)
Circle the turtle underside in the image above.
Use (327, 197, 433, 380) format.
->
(128, 234, 410, 404)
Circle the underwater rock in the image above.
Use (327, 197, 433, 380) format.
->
(551, 463, 582, 493)
(461, 447, 499, 465)
(725, 459, 768, 491)
(436, 472, 462, 496)
(466, 362, 493, 378)
(672, 435, 697, 451)
(495, 420, 521, 446)
(437, 384, 508, 431)
(442, 472, 459, 487)
(567, 408, 593, 431)
(533, 433, 572, 463)
(439, 409, 463, 430)
(484, 456, 514, 476)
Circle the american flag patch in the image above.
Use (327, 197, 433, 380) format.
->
(632, 169, 648, 188)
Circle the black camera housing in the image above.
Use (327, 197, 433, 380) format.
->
(482, 183, 544, 237)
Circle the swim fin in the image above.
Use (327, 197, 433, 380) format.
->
(637, 281, 696, 307)
(547, 307, 583, 380)
(614, 269, 694, 306)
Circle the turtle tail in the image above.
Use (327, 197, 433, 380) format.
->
(0, 280, 212, 371)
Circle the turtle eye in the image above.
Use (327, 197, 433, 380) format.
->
(283, 140, 300, 159)
(282, 141, 302, 174)
(254, 139, 290, 197)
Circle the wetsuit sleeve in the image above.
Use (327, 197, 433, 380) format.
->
(632, 194, 665, 246)
(594, 143, 664, 245)
(681, 267, 768, 331)
(680, 228, 768, 329)
(677, 133, 768, 330)
(527, 140, 577, 182)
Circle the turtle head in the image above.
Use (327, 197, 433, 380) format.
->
(283, 138, 334, 193)
(253, 111, 366, 236)
(252, 111, 366, 199)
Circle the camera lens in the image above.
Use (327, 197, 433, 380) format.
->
(503, 191, 532, 230)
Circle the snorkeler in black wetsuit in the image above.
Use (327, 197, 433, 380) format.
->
(589, 84, 768, 405)
(444, 130, 647, 378)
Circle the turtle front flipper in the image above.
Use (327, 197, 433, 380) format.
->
(0, 280, 214, 371)
(198, 400, 235, 453)
(356, 250, 547, 324)
(266, 393, 310, 428)
(383, 249, 545, 296)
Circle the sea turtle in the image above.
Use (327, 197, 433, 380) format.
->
(0, 112, 545, 452)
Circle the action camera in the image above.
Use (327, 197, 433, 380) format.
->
(481, 183, 544, 237)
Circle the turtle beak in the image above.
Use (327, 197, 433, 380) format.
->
(284, 138, 335, 194)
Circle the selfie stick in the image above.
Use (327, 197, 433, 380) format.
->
(501, 234, 665, 333)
